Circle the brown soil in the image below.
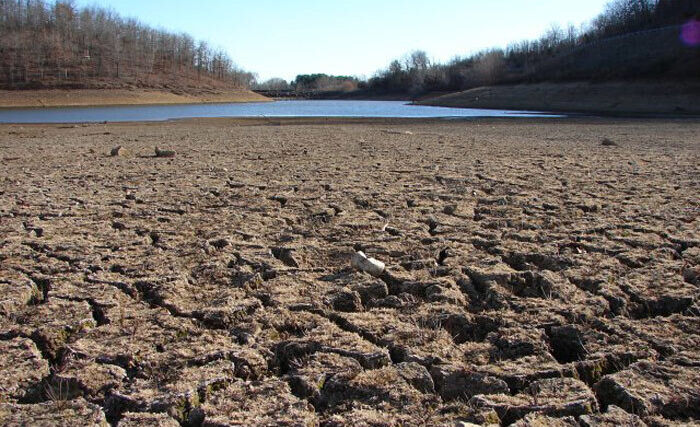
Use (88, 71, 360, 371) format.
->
(418, 82, 700, 116)
(0, 117, 698, 425)
(0, 89, 269, 109)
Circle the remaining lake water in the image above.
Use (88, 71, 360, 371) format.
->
(0, 100, 563, 123)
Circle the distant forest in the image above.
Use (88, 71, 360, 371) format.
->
(0, 0, 255, 90)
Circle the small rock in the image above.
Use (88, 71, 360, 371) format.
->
(601, 138, 618, 147)
(155, 147, 176, 158)
(443, 204, 458, 215)
(110, 145, 125, 157)
(351, 251, 386, 277)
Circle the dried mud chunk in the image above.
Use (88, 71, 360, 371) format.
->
(430, 364, 509, 401)
(644, 416, 700, 427)
(321, 402, 498, 426)
(3, 299, 96, 361)
(332, 309, 462, 367)
(54, 360, 127, 401)
(464, 264, 516, 287)
(469, 378, 597, 425)
(198, 380, 317, 426)
(285, 353, 362, 403)
(0, 398, 108, 426)
(272, 311, 390, 370)
(70, 311, 265, 378)
(593, 361, 700, 419)
(105, 359, 236, 423)
(506, 271, 567, 299)
(609, 315, 698, 366)
(0, 338, 49, 402)
(512, 413, 579, 426)
(476, 352, 581, 392)
(425, 282, 467, 305)
(325, 289, 364, 312)
(488, 327, 550, 361)
(501, 251, 574, 272)
(319, 365, 438, 414)
(0, 274, 38, 316)
(118, 412, 180, 427)
(579, 405, 646, 427)
(347, 276, 389, 304)
(395, 362, 435, 394)
(619, 269, 697, 318)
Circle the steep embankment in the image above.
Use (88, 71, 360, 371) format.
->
(0, 89, 269, 108)
(418, 81, 700, 116)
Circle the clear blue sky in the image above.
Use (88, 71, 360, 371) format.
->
(74, 0, 611, 82)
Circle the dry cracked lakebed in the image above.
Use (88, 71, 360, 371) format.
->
(0, 117, 698, 426)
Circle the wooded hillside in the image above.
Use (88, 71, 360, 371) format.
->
(0, 0, 255, 90)
(369, 0, 699, 95)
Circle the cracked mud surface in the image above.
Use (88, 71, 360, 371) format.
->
(0, 117, 698, 426)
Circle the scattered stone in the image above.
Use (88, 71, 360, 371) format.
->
(110, 145, 125, 157)
(155, 147, 176, 158)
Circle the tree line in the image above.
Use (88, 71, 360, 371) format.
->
(255, 74, 362, 92)
(369, 0, 699, 95)
(0, 0, 255, 89)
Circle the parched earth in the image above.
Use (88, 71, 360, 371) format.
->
(0, 117, 698, 426)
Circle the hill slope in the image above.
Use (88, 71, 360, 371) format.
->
(418, 81, 700, 116)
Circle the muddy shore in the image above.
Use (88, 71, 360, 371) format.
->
(0, 117, 698, 425)
(0, 89, 269, 109)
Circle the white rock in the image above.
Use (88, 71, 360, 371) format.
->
(351, 251, 385, 277)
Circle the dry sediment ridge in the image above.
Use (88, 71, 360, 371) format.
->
(0, 117, 698, 425)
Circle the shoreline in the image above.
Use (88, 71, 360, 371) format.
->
(0, 88, 271, 109)
(417, 81, 700, 116)
(3, 115, 700, 129)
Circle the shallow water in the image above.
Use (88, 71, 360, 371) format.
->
(0, 100, 563, 123)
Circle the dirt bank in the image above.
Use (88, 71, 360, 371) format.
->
(418, 81, 700, 116)
(0, 88, 270, 108)
(0, 118, 698, 425)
